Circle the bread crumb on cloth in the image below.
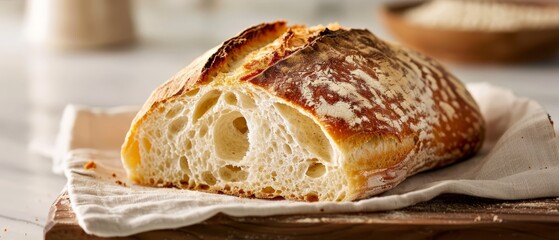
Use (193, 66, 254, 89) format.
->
(84, 161, 96, 170)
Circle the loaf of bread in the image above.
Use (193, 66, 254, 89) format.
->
(121, 21, 484, 202)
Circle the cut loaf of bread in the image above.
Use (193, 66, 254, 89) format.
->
(121, 21, 484, 202)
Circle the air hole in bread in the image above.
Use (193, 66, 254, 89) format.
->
(214, 111, 250, 161)
(224, 92, 238, 105)
(199, 125, 208, 137)
(193, 90, 221, 122)
(274, 103, 333, 163)
(232, 117, 248, 134)
(305, 159, 326, 178)
(166, 104, 184, 119)
(142, 138, 152, 152)
(262, 186, 275, 194)
(185, 174, 194, 185)
(185, 88, 200, 97)
(202, 171, 217, 185)
(185, 140, 192, 150)
(219, 165, 248, 182)
(178, 156, 189, 171)
(236, 92, 256, 108)
(336, 191, 346, 202)
(157, 164, 165, 173)
(168, 116, 187, 135)
(181, 174, 190, 184)
(305, 192, 319, 202)
(283, 144, 292, 155)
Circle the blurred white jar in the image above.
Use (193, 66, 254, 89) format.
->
(25, 0, 135, 50)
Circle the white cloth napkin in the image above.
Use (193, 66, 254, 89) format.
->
(53, 105, 139, 174)
(59, 83, 559, 237)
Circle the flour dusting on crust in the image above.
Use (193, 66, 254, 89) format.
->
(249, 27, 484, 198)
(123, 21, 485, 202)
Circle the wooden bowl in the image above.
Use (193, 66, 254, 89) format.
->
(380, 1, 559, 64)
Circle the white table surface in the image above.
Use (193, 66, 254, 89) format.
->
(1, 0, 558, 239)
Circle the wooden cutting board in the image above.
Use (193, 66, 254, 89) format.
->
(44, 191, 559, 240)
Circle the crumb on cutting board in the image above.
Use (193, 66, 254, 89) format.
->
(84, 161, 96, 170)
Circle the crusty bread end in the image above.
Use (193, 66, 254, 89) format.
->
(122, 21, 484, 201)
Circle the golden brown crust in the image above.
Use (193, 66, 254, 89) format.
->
(122, 21, 485, 201)
(246, 28, 483, 199)
(248, 28, 482, 143)
(248, 29, 409, 140)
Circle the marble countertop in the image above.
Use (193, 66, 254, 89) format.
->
(1, 0, 558, 239)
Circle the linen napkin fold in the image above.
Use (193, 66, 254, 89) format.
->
(60, 83, 559, 237)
